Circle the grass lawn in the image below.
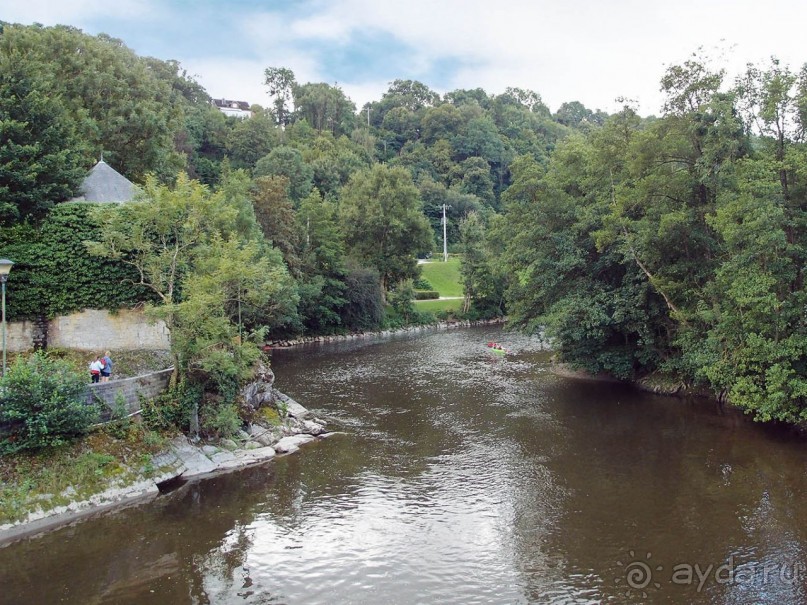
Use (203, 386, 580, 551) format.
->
(419, 257, 463, 297)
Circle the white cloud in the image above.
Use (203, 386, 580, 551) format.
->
(238, 0, 807, 114)
(8, 0, 807, 116)
(183, 57, 269, 106)
(3, 0, 157, 26)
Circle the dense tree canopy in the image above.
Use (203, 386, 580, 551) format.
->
(7, 21, 807, 424)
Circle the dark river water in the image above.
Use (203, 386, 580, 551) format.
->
(2, 326, 807, 604)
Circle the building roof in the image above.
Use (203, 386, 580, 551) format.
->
(212, 98, 251, 111)
(74, 160, 136, 203)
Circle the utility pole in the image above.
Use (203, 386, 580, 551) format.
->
(442, 204, 449, 262)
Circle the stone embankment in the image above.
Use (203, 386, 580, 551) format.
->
(0, 385, 332, 546)
(265, 317, 505, 348)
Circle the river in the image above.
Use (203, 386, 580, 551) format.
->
(1, 326, 806, 604)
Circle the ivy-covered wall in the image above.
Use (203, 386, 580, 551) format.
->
(0, 203, 156, 320)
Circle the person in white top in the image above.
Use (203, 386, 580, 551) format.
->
(89, 357, 103, 383)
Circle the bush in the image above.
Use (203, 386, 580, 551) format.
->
(140, 381, 196, 432)
(0, 352, 98, 453)
(414, 290, 439, 300)
(413, 277, 433, 290)
(201, 402, 242, 440)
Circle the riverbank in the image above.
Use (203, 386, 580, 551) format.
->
(0, 391, 330, 547)
(265, 317, 506, 348)
(551, 361, 710, 397)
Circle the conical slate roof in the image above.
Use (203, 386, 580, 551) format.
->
(75, 160, 136, 202)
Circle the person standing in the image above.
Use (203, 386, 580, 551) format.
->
(89, 356, 103, 383)
(101, 350, 113, 382)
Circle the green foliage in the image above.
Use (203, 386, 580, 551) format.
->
(0, 56, 87, 224)
(163, 235, 296, 391)
(295, 191, 348, 333)
(226, 112, 280, 170)
(140, 383, 197, 432)
(341, 264, 385, 331)
(293, 82, 356, 136)
(254, 146, 313, 203)
(89, 172, 297, 433)
(86, 173, 242, 316)
(389, 279, 416, 321)
(413, 276, 433, 290)
(339, 164, 433, 291)
(0, 352, 98, 453)
(0, 203, 152, 320)
(105, 391, 132, 439)
(201, 402, 242, 440)
(413, 298, 462, 314)
(251, 175, 301, 275)
(496, 54, 807, 423)
(0, 24, 185, 182)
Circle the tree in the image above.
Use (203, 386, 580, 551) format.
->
(554, 101, 595, 128)
(264, 66, 296, 127)
(251, 175, 300, 275)
(302, 132, 370, 199)
(293, 82, 356, 136)
(86, 174, 240, 334)
(0, 352, 97, 453)
(253, 145, 313, 203)
(459, 211, 503, 316)
(168, 235, 297, 389)
(340, 264, 385, 331)
(0, 24, 186, 181)
(88, 173, 296, 431)
(419, 176, 482, 245)
(226, 112, 279, 170)
(339, 164, 433, 292)
(0, 57, 87, 224)
(296, 190, 348, 333)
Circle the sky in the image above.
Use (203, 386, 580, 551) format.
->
(5, 0, 807, 116)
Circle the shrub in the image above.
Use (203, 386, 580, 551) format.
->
(413, 277, 433, 290)
(140, 382, 196, 432)
(0, 352, 98, 453)
(201, 402, 242, 440)
(414, 290, 440, 300)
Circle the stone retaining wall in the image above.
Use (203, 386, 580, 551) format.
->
(7, 308, 170, 352)
(87, 368, 173, 420)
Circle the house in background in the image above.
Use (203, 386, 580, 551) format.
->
(70, 159, 137, 203)
(212, 98, 252, 119)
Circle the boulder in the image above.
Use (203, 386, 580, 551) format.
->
(274, 434, 315, 454)
(240, 362, 276, 409)
(302, 420, 326, 435)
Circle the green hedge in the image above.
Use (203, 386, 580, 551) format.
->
(0, 203, 156, 320)
(414, 290, 440, 300)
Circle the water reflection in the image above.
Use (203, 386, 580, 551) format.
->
(1, 326, 806, 604)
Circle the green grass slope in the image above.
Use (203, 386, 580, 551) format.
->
(418, 257, 463, 297)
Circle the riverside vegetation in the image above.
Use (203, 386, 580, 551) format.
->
(1, 16, 807, 491)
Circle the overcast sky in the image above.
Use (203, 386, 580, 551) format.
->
(5, 0, 807, 116)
